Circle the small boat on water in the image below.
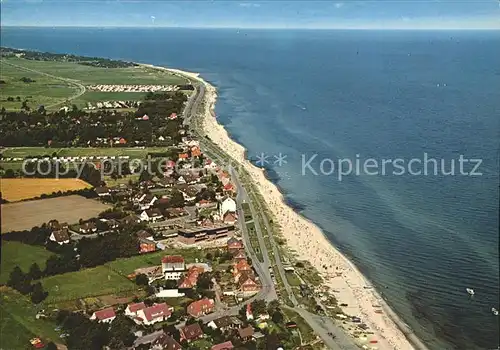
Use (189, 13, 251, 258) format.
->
(492, 308, 499, 316)
(466, 288, 475, 296)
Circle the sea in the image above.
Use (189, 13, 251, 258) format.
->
(2, 27, 499, 350)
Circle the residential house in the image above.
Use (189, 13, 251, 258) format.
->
(134, 193, 158, 210)
(125, 302, 146, 317)
(179, 323, 204, 342)
(139, 238, 156, 254)
(178, 153, 189, 161)
(151, 333, 182, 350)
(79, 222, 97, 234)
(211, 341, 234, 350)
(133, 330, 165, 349)
(49, 229, 70, 245)
(227, 237, 244, 253)
(158, 177, 175, 188)
(233, 260, 252, 277)
(102, 218, 119, 230)
(207, 316, 241, 332)
(238, 326, 254, 341)
(239, 274, 260, 293)
(223, 212, 237, 225)
(178, 266, 204, 289)
(246, 303, 253, 321)
(48, 220, 68, 231)
(140, 180, 156, 189)
(90, 307, 116, 323)
(219, 197, 236, 217)
(232, 250, 246, 262)
(136, 230, 154, 241)
(95, 186, 111, 197)
(140, 208, 164, 222)
(161, 255, 186, 280)
(187, 298, 215, 317)
(120, 214, 140, 226)
(135, 303, 173, 326)
(184, 173, 200, 184)
(196, 199, 217, 209)
(191, 147, 202, 158)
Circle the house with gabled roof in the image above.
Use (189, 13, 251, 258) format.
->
(179, 323, 203, 342)
(187, 298, 214, 317)
(232, 250, 246, 262)
(207, 316, 241, 331)
(49, 228, 70, 245)
(135, 303, 173, 326)
(90, 307, 116, 323)
(151, 333, 182, 350)
(140, 208, 164, 222)
(211, 341, 234, 350)
(125, 302, 146, 317)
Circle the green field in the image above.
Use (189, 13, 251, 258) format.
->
(0, 288, 63, 349)
(107, 249, 203, 276)
(1, 146, 171, 158)
(0, 59, 77, 110)
(0, 242, 55, 284)
(1, 57, 189, 110)
(41, 266, 138, 304)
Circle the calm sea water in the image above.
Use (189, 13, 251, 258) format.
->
(2, 27, 499, 349)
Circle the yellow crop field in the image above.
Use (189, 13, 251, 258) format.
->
(0, 178, 91, 202)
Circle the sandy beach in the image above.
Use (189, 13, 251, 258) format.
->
(147, 63, 426, 350)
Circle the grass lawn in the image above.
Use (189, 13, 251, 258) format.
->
(106, 248, 203, 276)
(285, 272, 303, 287)
(2, 57, 188, 86)
(2, 146, 171, 158)
(0, 59, 77, 110)
(41, 266, 138, 304)
(282, 308, 317, 344)
(0, 242, 55, 284)
(0, 288, 63, 348)
(191, 339, 213, 350)
(103, 174, 140, 187)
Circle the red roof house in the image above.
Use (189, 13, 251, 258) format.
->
(135, 303, 173, 326)
(211, 341, 234, 350)
(125, 302, 146, 316)
(90, 307, 116, 323)
(187, 298, 215, 317)
(180, 323, 204, 342)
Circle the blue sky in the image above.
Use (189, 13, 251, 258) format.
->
(1, 0, 499, 29)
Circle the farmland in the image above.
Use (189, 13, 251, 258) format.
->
(1, 195, 111, 232)
(41, 266, 139, 304)
(0, 288, 63, 348)
(1, 56, 189, 110)
(1, 146, 171, 158)
(1, 178, 91, 202)
(0, 241, 55, 284)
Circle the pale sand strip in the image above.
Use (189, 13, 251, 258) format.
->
(145, 63, 426, 350)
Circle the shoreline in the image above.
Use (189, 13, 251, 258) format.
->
(145, 62, 429, 350)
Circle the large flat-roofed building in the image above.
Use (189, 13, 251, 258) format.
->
(177, 224, 235, 245)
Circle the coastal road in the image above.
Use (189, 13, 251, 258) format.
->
(1, 60, 87, 108)
(183, 78, 360, 349)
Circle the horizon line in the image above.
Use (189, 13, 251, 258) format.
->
(2, 25, 500, 31)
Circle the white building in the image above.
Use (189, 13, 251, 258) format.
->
(219, 197, 237, 217)
(161, 255, 186, 280)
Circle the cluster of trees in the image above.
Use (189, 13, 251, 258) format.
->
(2, 225, 52, 246)
(7, 265, 48, 303)
(20, 76, 36, 83)
(1, 47, 138, 68)
(56, 311, 137, 350)
(0, 93, 186, 147)
(77, 232, 139, 268)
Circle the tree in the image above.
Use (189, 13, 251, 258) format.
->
(205, 252, 213, 261)
(7, 266, 32, 295)
(169, 190, 185, 208)
(109, 315, 137, 348)
(135, 273, 149, 286)
(164, 279, 178, 289)
(271, 310, 284, 324)
(267, 300, 280, 315)
(29, 262, 43, 280)
(251, 300, 267, 317)
(31, 282, 48, 304)
(196, 272, 213, 290)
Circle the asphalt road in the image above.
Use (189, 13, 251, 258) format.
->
(183, 80, 360, 350)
